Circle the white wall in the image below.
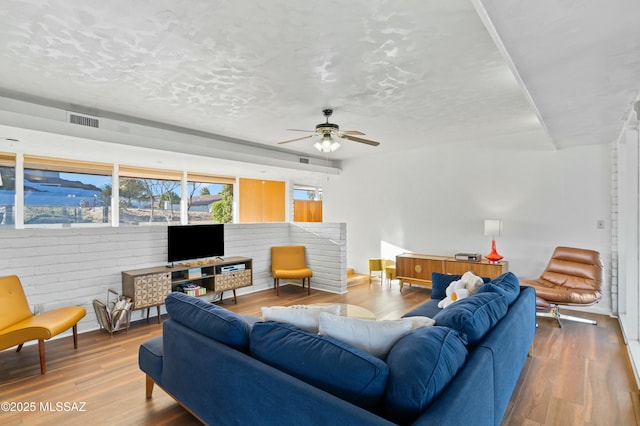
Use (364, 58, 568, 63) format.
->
(323, 142, 612, 315)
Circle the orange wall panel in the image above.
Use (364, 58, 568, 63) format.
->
(294, 200, 323, 222)
(239, 178, 285, 223)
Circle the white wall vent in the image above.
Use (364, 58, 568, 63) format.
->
(299, 157, 310, 164)
(67, 112, 100, 128)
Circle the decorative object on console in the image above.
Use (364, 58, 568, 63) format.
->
(484, 219, 504, 262)
(454, 253, 482, 261)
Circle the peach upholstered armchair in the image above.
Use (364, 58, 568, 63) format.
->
(520, 246, 603, 327)
(271, 246, 313, 296)
(0, 275, 86, 374)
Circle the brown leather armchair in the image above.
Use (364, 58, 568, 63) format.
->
(521, 246, 603, 327)
(271, 246, 313, 296)
(0, 275, 86, 374)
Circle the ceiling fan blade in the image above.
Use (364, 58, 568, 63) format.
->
(341, 130, 366, 136)
(285, 128, 316, 133)
(340, 134, 380, 146)
(277, 134, 316, 144)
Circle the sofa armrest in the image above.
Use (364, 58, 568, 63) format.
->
(411, 346, 495, 426)
(161, 320, 394, 426)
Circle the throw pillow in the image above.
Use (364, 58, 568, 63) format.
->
(318, 312, 413, 358)
(475, 272, 521, 305)
(165, 292, 252, 351)
(431, 272, 491, 300)
(383, 326, 469, 424)
(261, 304, 341, 333)
(405, 316, 436, 329)
(250, 321, 389, 409)
(433, 291, 509, 345)
(431, 272, 462, 300)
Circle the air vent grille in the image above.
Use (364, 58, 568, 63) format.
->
(68, 113, 100, 128)
(299, 157, 310, 164)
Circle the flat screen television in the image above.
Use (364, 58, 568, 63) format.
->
(167, 224, 224, 263)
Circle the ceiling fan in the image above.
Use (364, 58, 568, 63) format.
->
(277, 109, 380, 153)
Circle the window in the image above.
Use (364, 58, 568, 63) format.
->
(293, 186, 322, 200)
(23, 155, 112, 225)
(186, 173, 234, 224)
(119, 166, 182, 225)
(0, 153, 16, 226)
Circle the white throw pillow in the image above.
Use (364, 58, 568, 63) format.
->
(318, 312, 413, 358)
(261, 304, 341, 333)
(405, 316, 436, 329)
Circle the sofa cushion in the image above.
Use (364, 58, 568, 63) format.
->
(403, 299, 442, 319)
(165, 292, 252, 351)
(431, 272, 491, 300)
(261, 304, 341, 333)
(318, 313, 413, 358)
(250, 321, 389, 409)
(433, 292, 509, 345)
(475, 272, 521, 305)
(383, 326, 469, 424)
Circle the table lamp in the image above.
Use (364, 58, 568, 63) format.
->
(484, 219, 503, 262)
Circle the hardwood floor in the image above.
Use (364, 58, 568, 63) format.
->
(0, 280, 638, 425)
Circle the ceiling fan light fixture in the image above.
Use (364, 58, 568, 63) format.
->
(314, 134, 340, 153)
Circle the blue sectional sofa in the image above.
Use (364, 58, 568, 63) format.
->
(139, 272, 536, 425)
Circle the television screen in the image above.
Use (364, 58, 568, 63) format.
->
(168, 224, 224, 263)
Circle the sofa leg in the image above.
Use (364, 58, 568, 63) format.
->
(38, 339, 46, 374)
(276, 278, 280, 296)
(146, 375, 155, 398)
(16, 343, 23, 352)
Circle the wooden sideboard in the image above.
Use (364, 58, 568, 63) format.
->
(396, 253, 508, 291)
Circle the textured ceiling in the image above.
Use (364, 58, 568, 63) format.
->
(0, 0, 638, 161)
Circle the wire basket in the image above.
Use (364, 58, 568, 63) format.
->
(93, 289, 131, 336)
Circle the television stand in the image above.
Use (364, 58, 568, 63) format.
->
(122, 257, 253, 316)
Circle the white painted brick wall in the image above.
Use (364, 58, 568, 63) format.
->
(0, 222, 346, 335)
(291, 223, 347, 293)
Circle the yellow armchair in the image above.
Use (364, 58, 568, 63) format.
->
(271, 246, 313, 296)
(0, 275, 86, 374)
(383, 259, 397, 286)
(368, 258, 383, 283)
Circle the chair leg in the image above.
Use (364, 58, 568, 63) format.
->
(536, 305, 597, 328)
(38, 339, 46, 374)
(16, 343, 23, 352)
(73, 324, 79, 349)
(276, 278, 280, 296)
(307, 277, 311, 295)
